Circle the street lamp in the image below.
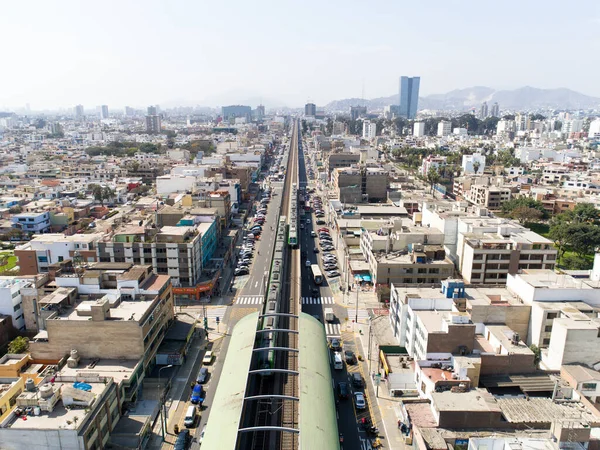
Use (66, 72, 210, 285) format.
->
(158, 365, 173, 441)
(367, 316, 388, 377)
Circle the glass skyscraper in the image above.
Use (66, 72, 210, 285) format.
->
(398, 76, 420, 119)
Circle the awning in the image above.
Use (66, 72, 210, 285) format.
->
(354, 274, 372, 282)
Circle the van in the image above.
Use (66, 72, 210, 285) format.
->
(333, 352, 344, 370)
(184, 405, 197, 428)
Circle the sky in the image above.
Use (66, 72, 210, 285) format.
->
(1, 0, 599, 110)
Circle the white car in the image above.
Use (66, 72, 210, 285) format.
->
(202, 351, 214, 365)
(354, 392, 366, 409)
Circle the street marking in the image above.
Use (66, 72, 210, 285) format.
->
(348, 309, 370, 323)
(198, 307, 227, 320)
(301, 296, 335, 304)
(326, 323, 341, 337)
(237, 296, 264, 305)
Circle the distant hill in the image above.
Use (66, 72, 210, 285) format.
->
(325, 86, 600, 112)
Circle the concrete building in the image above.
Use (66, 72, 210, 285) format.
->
(74, 104, 84, 118)
(0, 278, 32, 330)
(326, 152, 361, 177)
(29, 263, 174, 372)
(97, 225, 203, 287)
(350, 106, 367, 120)
(464, 184, 511, 209)
(222, 105, 251, 121)
(332, 167, 389, 203)
(145, 114, 161, 134)
(98, 105, 109, 120)
(490, 102, 500, 117)
(362, 120, 377, 140)
(588, 118, 600, 139)
(479, 101, 488, 119)
(156, 174, 196, 195)
(413, 122, 425, 137)
(421, 155, 447, 177)
(11, 211, 51, 234)
(399, 76, 420, 119)
(437, 121, 451, 137)
(462, 154, 486, 175)
(457, 227, 557, 284)
(304, 103, 316, 116)
(15, 233, 102, 275)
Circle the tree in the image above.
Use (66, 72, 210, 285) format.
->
(8, 205, 22, 214)
(501, 197, 548, 219)
(102, 186, 115, 204)
(426, 168, 441, 195)
(8, 336, 29, 354)
(510, 206, 543, 224)
(472, 161, 481, 174)
(529, 344, 541, 368)
(89, 184, 104, 205)
(568, 223, 600, 258)
(548, 221, 571, 259)
(570, 203, 600, 225)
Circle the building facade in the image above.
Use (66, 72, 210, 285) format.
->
(399, 76, 420, 119)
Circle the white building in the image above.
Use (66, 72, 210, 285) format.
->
(156, 175, 196, 195)
(0, 278, 30, 330)
(421, 155, 447, 177)
(413, 122, 425, 137)
(588, 119, 600, 139)
(496, 119, 515, 134)
(362, 120, 377, 140)
(437, 121, 451, 137)
(562, 119, 583, 136)
(462, 154, 486, 175)
(453, 128, 468, 136)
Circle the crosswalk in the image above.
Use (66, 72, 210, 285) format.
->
(301, 297, 335, 305)
(325, 323, 341, 337)
(236, 296, 264, 305)
(198, 307, 227, 321)
(347, 309, 371, 323)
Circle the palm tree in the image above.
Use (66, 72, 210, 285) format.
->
(427, 168, 441, 197)
(472, 161, 481, 174)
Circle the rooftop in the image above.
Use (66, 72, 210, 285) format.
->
(497, 397, 596, 425)
(432, 388, 501, 413)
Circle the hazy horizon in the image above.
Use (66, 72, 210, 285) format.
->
(1, 0, 598, 110)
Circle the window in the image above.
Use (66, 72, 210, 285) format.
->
(542, 338, 550, 346)
(544, 325, 552, 332)
(38, 256, 48, 263)
(582, 383, 597, 390)
(13, 304, 21, 312)
(58, 256, 64, 262)
(418, 268, 427, 274)
(547, 312, 558, 320)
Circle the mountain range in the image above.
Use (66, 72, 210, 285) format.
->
(324, 86, 600, 112)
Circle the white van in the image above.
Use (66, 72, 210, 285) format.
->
(333, 352, 344, 370)
(184, 405, 197, 428)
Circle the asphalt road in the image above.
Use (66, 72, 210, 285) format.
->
(295, 139, 368, 450)
(234, 179, 285, 303)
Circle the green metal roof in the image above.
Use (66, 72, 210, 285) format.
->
(201, 311, 258, 450)
(299, 313, 340, 450)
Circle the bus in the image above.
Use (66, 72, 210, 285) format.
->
(311, 264, 323, 285)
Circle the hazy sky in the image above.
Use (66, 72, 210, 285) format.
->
(1, 0, 598, 110)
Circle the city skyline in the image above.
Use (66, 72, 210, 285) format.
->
(0, 0, 598, 110)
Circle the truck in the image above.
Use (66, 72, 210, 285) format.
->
(325, 308, 335, 322)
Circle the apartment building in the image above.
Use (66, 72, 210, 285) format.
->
(29, 263, 174, 375)
(421, 155, 447, 177)
(97, 225, 203, 288)
(11, 211, 51, 234)
(15, 233, 102, 275)
(464, 184, 511, 209)
(325, 152, 361, 177)
(457, 227, 557, 284)
(332, 167, 389, 203)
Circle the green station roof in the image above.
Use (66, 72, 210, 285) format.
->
(200, 311, 258, 449)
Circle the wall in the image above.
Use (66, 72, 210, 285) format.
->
(14, 249, 38, 276)
(479, 352, 536, 375)
(0, 428, 83, 450)
(468, 304, 531, 341)
(426, 324, 475, 355)
(30, 320, 144, 361)
(545, 321, 600, 370)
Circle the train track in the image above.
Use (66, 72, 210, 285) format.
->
(279, 121, 300, 450)
(250, 121, 299, 450)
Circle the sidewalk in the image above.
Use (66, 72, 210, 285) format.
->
(355, 320, 407, 450)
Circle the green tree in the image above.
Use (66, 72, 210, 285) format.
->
(529, 344, 541, 368)
(510, 206, 544, 224)
(568, 223, 600, 258)
(548, 220, 572, 259)
(8, 336, 29, 354)
(501, 197, 548, 219)
(427, 168, 441, 195)
(569, 203, 600, 225)
(89, 184, 104, 205)
(472, 161, 481, 174)
(102, 186, 115, 204)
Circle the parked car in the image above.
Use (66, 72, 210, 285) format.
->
(354, 392, 366, 410)
(174, 429, 191, 450)
(316, 220, 326, 225)
(344, 350, 357, 364)
(190, 385, 205, 404)
(203, 350, 214, 365)
(311, 231, 317, 237)
(326, 271, 340, 278)
(196, 367, 209, 384)
(234, 268, 249, 276)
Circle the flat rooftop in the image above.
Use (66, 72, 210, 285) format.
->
(517, 270, 600, 290)
(25, 233, 103, 244)
(497, 397, 596, 425)
(59, 359, 139, 384)
(477, 325, 532, 355)
(158, 225, 193, 236)
(415, 310, 446, 333)
(8, 380, 108, 430)
(432, 388, 501, 413)
(52, 297, 155, 322)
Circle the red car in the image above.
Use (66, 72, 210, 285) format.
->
(318, 228, 330, 233)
